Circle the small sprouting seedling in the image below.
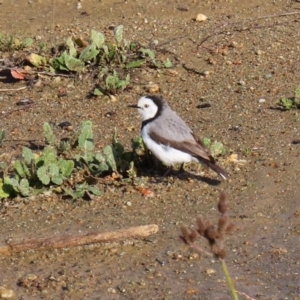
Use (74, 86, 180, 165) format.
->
(278, 84, 300, 110)
(93, 88, 104, 96)
(180, 192, 238, 300)
(0, 130, 5, 146)
(63, 183, 102, 200)
(43, 122, 57, 146)
(202, 138, 226, 157)
(244, 147, 252, 156)
(0, 33, 33, 52)
(105, 70, 130, 94)
(202, 137, 211, 147)
(210, 141, 226, 157)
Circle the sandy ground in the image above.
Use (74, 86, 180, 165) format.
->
(0, 0, 300, 299)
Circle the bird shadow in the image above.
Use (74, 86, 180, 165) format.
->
(142, 168, 222, 186)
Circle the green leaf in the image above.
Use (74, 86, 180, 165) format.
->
(94, 152, 109, 173)
(58, 159, 74, 177)
(126, 59, 145, 68)
(163, 58, 173, 68)
(51, 53, 69, 71)
(202, 137, 211, 147)
(14, 160, 31, 179)
(0, 178, 10, 199)
(79, 43, 99, 62)
(78, 121, 94, 151)
(48, 163, 60, 177)
(63, 188, 85, 200)
(38, 146, 57, 165)
(22, 147, 34, 165)
(22, 37, 33, 48)
(18, 178, 31, 197)
(114, 25, 124, 44)
(0, 129, 5, 145)
(4, 177, 19, 193)
(37, 165, 50, 185)
(14, 160, 26, 178)
(210, 141, 226, 157)
(43, 122, 56, 146)
(140, 48, 155, 60)
(93, 88, 103, 96)
(87, 186, 102, 196)
(103, 145, 117, 171)
(91, 30, 105, 48)
(66, 37, 77, 57)
(65, 56, 85, 72)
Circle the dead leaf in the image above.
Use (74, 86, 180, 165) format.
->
(138, 187, 155, 198)
(11, 69, 27, 80)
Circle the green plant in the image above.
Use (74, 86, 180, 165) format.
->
(244, 147, 252, 156)
(105, 70, 130, 94)
(0, 119, 148, 200)
(0, 130, 5, 146)
(0, 33, 33, 51)
(2, 145, 75, 198)
(278, 84, 300, 110)
(202, 138, 226, 156)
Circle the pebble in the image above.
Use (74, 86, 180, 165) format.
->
(146, 84, 159, 93)
(255, 49, 263, 55)
(0, 286, 16, 299)
(264, 73, 272, 79)
(259, 98, 266, 103)
(109, 95, 117, 102)
(196, 13, 207, 22)
(51, 76, 61, 86)
(205, 268, 216, 275)
(107, 288, 116, 294)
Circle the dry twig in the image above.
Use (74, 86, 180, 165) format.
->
(0, 86, 27, 92)
(0, 224, 159, 255)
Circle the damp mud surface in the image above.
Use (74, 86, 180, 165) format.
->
(0, 1, 300, 299)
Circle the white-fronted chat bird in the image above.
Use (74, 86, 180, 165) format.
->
(129, 95, 228, 179)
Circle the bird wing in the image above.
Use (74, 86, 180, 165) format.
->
(148, 128, 215, 163)
(146, 109, 216, 163)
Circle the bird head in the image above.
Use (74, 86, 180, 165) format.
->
(128, 96, 163, 121)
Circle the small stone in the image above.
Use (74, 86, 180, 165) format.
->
(107, 288, 116, 294)
(51, 76, 61, 86)
(126, 201, 132, 206)
(0, 286, 16, 299)
(109, 95, 117, 102)
(205, 268, 216, 275)
(259, 98, 266, 103)
(229, 41, 238, 48)
(264, 73, 272, 79)
(255, 49, 263, 55)
(238, 80, 246, 86)
(196, 13, 207, 22)
(146, 84, 159, 93)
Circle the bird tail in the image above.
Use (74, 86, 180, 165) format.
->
(205, 160, 229, 180)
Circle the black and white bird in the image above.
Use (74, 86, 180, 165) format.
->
(129, 95, 228, 180)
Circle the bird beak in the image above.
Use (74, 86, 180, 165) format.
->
(128, 104, 140, 109)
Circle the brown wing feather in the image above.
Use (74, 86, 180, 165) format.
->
(148, 130, 214, 163)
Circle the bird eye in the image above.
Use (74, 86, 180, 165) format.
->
(144, 104, 149, 108)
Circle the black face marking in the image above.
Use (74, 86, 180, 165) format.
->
(141, 95, 164, 129)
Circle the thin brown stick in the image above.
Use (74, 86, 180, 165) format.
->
(0, 86, 27, 92)
(0, 224, 159, 255)
(236, 290, 257, 300)
(1, 104, 35, 117)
